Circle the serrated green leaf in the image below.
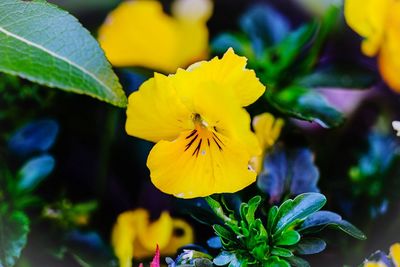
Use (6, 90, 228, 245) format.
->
(267, 86, 344, 128)
(0, 210, 30, 267)
(275, 230, 301, 246)
(267, 206, 278, 233)
(0, 0, 127, 107)
(213, 225, 235, 243)
(293, 238, 326, 255)
(241, 196, 261, 224)
(273, 193, 326, 236)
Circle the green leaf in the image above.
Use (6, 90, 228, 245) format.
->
(267, 206, 278, 233)
(273, 193, 326, 236)
(271, 247, 293, 258)
(0, 0, 126, 107)
(286, 256, 311, 267)
(240, 196, 261, 224)
(213, 225, 236, 246)
(0, 210, 30, 267)
(264, 257, 291, 267)
(298, 211, 366, 240)
(295, 64, 377, 89)
(293, 238, 326, 255)
(275, 230, 301, 246)
(267, 85, 344, 128)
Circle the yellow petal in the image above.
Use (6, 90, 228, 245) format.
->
(111, 210, 143, 267)
(364, 263, 388, 267)
(135, 211, 174, 256)
(253, 113, 284, 151)
(98, 0, 210, 73)
(162, 219, 194, 255)
(174, 48, 265, 107)
(126, 73, 192, 143)
(390, 243, 400, 266)
(344, 0, 390, 56)
(250, 113, 284, 173)
(148, 129, 257, 198)
(378, 1, 400, 93)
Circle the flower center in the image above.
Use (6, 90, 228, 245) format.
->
(184, 113, 224, 157)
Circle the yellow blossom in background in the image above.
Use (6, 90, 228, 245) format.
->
(98, 0, 212, 73)
(125, 48, 265, 198)
(112, 208, 193, 267)
(363, 243, 400, 267)
(249, 113, 284, 173)
(344, 0, 400, 92)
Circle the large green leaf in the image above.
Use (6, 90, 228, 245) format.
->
(0, 0, 126, 107)
(0, 210, 30, 267)
(267, 86, 344, 128)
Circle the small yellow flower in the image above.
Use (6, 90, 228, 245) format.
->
(126, 48, 265, 198)
(363, 243, 400, 267)
(391, 243, 400, 266)
(344, 0, 400, 92)
(98, 0, 212, 73)
(112, 208, 193, 267)
(249, 113, 284, 173)
(364, 263, 388, 267)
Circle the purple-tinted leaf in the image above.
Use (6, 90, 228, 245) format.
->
(257, 145, 320, 204)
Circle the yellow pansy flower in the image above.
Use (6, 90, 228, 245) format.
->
(98, 0, 212, 73)
(363, 243, 400, 267)
(112, 208, 193, 267)
(391, 243, 400, 266)
(344, 0, 400, 92)
(250, 113, 284, 173)
(126, 48, 265, 198)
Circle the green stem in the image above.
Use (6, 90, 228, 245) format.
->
(96, 106, 118, 198)
(205, 196, 234, 224)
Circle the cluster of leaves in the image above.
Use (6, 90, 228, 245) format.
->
(212, 4, 376, 128)
(170, 193, 365, 267)
(0, 120, 58, 267)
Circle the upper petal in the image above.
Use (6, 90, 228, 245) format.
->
(344, 0, 390, 56)
(378, 1, 400, 93)
(126, 73, 192, 143)
(173, 48, 265, 107)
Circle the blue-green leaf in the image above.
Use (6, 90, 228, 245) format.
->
(17, 154, 55, 192)
(8, 119, 59, 156)
(273, 193, 326, 235)
(293, 238, 326, 255)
